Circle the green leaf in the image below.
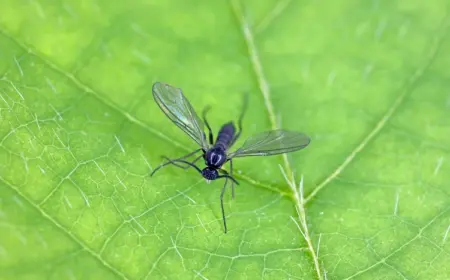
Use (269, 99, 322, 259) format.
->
(1, 0, 449, 279)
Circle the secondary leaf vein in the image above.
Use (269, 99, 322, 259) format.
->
(305, 14, 450, 204)
(0, 176, 129, 280)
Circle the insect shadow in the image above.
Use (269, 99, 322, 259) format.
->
(150, 82, 310, 233)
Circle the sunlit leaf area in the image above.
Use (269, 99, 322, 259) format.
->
(1, 0, 449, 279)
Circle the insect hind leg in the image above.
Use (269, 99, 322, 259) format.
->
(202, 106, 214, 145)
(216, 172, 239, 233)
(230, 93, 249, 147)
(229, 159, 235, 199)
(220, 177, 229, 233)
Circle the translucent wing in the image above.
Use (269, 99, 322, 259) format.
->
(152, 82, 208, 150)
(228, 130, 310, 158)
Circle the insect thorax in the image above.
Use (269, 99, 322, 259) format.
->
(205, 147, 227, 168)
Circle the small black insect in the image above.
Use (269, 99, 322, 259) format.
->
(150, 82, 310, 233)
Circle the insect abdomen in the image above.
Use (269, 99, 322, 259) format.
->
(215, 122, 235, 150)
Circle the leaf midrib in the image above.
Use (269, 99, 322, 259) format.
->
(229, 1, 323, 279)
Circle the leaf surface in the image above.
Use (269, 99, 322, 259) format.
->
(1, 0, 450, 279)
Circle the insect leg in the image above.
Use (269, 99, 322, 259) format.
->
(217, 172, 239, 185)
(230, 93, 249, 147)
(155, 158, 204, 176)
(150, 148, 202, 176)
(229, 159, 235, 199)
(173, 154, 203, 170)
(217, 173, 239, 233)
(202, 106, 214, 145)
(159, 156, 187, 168)
(190, 153, 203, 165)
(220, 177, 229, 233)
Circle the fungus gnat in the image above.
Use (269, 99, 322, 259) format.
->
(150, 82, 310, 233)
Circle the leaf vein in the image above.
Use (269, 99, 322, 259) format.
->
(305, 14, 450, 204)
(230, 1, 323, 279)
(342, 206, 450, 280)
(0, 26, 287, 197)
(0, 176, 129, 280)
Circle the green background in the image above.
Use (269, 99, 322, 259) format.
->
(1, 0, 450, 279)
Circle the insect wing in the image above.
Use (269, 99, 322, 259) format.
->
(229, 129, 310, 158)
(152, 82, 208, 150)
